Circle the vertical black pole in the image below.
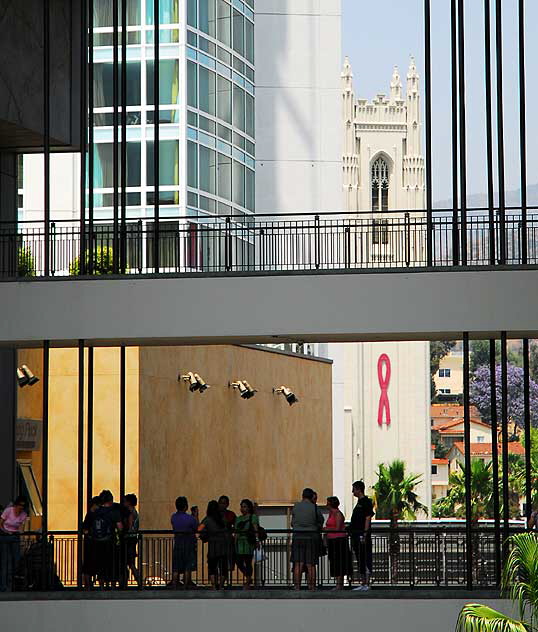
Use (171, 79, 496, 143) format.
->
(450, 0, 459, 266)
(523, 339, 532, 520)
(424, 0, 433, 267)
(87, 347, 94, 503)
(80, 0, 88, 274)
(484, 0, 495, 265)
(518, 0, 527, 265)
(501, 332, 510, 556)
(42, 341, 50, 533)
(463, 333, 472, 589)
(88, 0, 95, 274)
(113, 0, 119, 274)
(489, 339, 501, 585)
(120, 346, 126, 499)
(153, 0, 160, 272)
(457, 0, 467, 265)
(121, 0, 127, 273)
(44, 0, 50, 276)
(495, 0, 506, 264)
(77, 340, 85, 588)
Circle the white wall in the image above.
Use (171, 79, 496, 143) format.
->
(255, 0, 342, 214)
(0, 598, 516, 632)
(2, 269, 538, 346)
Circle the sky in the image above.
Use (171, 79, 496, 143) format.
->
(342, 0, 538, 204)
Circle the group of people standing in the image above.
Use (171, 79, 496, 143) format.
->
(291, 481, 374, 591)
(171, 495, 265, 590)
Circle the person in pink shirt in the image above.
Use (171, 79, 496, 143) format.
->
(0, 496, 28, 591)
(324, 496, 351, 590)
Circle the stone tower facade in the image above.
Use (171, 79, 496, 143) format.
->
(342, 56, 425, 213)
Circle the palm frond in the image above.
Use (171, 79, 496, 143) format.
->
(502, 533, 538, 624)
(456, 604, 528, 632)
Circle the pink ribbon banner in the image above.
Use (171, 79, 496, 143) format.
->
(377, 353, 391, 426)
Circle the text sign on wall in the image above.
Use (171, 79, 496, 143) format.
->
(16, 419, 42, 451)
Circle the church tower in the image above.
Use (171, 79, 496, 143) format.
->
(342, 57, 425, 213)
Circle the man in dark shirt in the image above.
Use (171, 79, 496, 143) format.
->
(87, 490, 123, 587)
(349, 481, 374, 591)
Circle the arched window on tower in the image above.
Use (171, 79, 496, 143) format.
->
(371, 157, 389, 212)
(371, 157, 389, 244)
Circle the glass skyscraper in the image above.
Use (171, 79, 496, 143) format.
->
(19, 0, 255, 271)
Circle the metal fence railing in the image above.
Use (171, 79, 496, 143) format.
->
(0, 527, 513, 592)
(2, 211, 538, 279)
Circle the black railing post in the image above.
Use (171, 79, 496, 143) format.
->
(463, 333, 473, 589)
(496, 0, 506, 264)
(523, 339, 532, 521)
(405, 212, 411, 267)
(44, 0, 50, 277)
(77, 340, 85, 589)
(113, 0, 119, 274)
(225, 216, 231, 271)
(41, 340, 50, 588)
(120, 0, 127, 274)
(484, 0, 495, 265)
(450, 0, 459, 266)
(424, 0, 433, 267)
(458, 0, 468, 266)
(153, 0, 160, 273)
(88, 0, 94, 275)
(87, 346, 93, 504)
(315, 215, 320, 269)
(489, 339, 501, 585)
(80, 0, 88, 275)
(518, 0, 527, 265)
(50, 222, 56, 276)
(120, 346, 126, 500)
(501, 332, 510, 558)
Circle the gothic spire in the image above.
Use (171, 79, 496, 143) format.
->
(390, 66, 402, 102)
(407, 56, 419, 92)
(342, 56, 354, 91)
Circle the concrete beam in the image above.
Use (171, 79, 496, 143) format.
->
(1, 268, 538, 346)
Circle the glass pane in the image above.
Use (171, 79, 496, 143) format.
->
(188, 141, 198, 188)
(187, 30, 197, 47)
(187, 61, 198, 108)
(245, 167, 254, 211)
(217, 46, 232, 66)
(245, 92, 254, 138)
(187, 0, 197, 27)
(217, 0, 231, 47)
(146, 221, 180, 268)
(147, 140, 179, 186)
(146, 28, 180, 43)
(232, 10, 244, 57)
(217, 153, 232, 201)
(233, 84, 245, 132)
(199, 145, 217, 195)
(19, 463, 43, 517)
(94, 143, 113, 188)
(199, 36, 216, 57)
(217, 76, 232, 125)
(199, 116, 216, 134)
(146, 60, 180, 105)
(199, 0, 216, 37)
(146, 0, 179, 24)
(94, 62, 141, 108)
(94, 0, 142, 26)
(199, 66, 216, 116)
(126, 142, 141, 186)
(218, 124, 232, 142)
(233, 160, 245, 207)
(245, 19, 254, 64)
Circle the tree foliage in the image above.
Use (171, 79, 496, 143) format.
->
(470, 340, 522, 373)
(470, 364, 538, 429)
(456, 533, 538, 632)
(371, 459, 427, 520)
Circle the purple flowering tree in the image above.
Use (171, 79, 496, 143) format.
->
(470, 364, 538, 428)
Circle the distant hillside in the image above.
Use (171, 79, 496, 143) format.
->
(434, 183, 538, 211)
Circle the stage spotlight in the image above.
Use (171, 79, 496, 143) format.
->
(194, 373, 210, 393)
(17, 368, 29, 388)
(273, 386, 299, 406)
(230, 380, 257, 399)
(21, 365, 39, 386)
(179, 372, 200, 392)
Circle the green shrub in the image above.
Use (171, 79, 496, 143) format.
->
(18, 247, 36, 277)
(69, 246, 120, 276)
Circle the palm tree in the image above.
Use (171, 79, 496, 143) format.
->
(372, 460, 427, 521)
(432, 459, 493, 521)
(457, 532, 538, 632)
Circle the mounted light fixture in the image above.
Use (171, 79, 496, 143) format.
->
(194, 373, 210, 393)
(273, 386, 299, 406)
(17, 365, 39, 388)
(179, 372, 210, 394)
(230, 380, 257, 400)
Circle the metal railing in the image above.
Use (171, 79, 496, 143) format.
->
(1, 527, 515, 592)
(2, 210, 538, 279)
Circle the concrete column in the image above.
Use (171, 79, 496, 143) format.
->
(0, 348, 16, 507)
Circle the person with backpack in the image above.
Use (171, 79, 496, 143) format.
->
(87, 490, 123, 587)
(234, 499, 260, 590)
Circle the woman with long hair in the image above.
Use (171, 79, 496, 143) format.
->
(198, 500, 228, 590)
(234, 499, 259, 589)
(325, 496, 351, 590)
